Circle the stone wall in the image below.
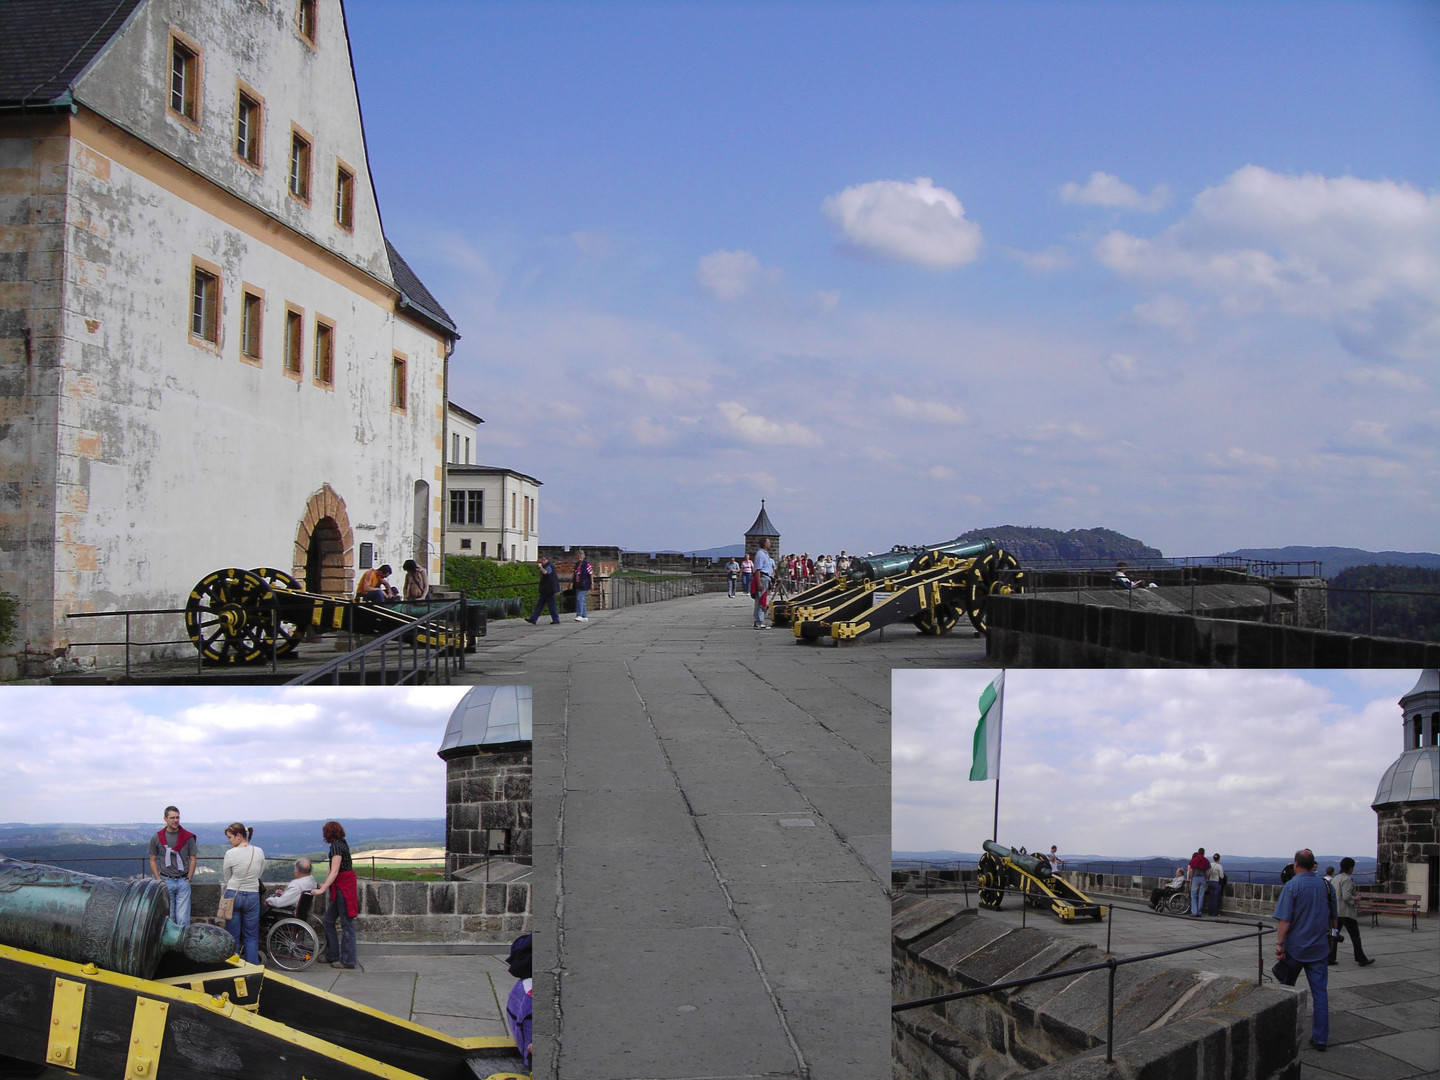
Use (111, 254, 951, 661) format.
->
(1375, 801, 1439, 897)
(987, 594, 1440, 668)
(446, 747, 533, 870)
(191, 878, 530, 941)
(893, 894, 1300, 1080)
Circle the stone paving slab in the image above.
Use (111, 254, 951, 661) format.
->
(462, 591, 990, 1078)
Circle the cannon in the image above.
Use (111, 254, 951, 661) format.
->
(0, 856, 528, 1079)
(184, 567, 469, 664)
(975, 840, 1106, 921)
(771, 538, 1025, 642)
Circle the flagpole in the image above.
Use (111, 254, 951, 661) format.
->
(991, 669, 1004, 842)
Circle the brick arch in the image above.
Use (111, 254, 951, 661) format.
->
(292, 484, 355, 595)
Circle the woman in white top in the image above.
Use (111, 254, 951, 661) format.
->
(221, 822, 265, 963)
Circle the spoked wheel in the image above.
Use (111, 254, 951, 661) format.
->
(185, 568, 276, 664)
(266, 917, 321, 971)
(912, 600, 960, 635)
(250, 567, 306, 658)
(965, 549, 1027, 635)
(1164, 890, 1191, 915)
(976, 852, 1004, 909)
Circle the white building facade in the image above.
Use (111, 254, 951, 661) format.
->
(0, 0, 458, 673)
(446, 465, 543, 564)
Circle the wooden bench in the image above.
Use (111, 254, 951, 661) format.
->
(1354, 892, 1422, 931)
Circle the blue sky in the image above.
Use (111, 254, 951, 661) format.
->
(348, 2, 1437, 557)
(0, 687, 470, 823)
(892, 668, 1419, 858)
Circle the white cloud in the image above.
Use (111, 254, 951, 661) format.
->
(1094, 166, 1440, 360)
(1340, 366, 1429, 393)
(1007, 245, 1076, 273)
(888, 394, 968, 425)
(715, 401, 823, 448)
(821, 177, 982, 269)
(697, 249, 771, 301)
(1060, 171, 1171, 212)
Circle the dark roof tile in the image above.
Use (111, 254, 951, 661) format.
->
(0, 0, 144, 107)
(387, 239, 457, 338)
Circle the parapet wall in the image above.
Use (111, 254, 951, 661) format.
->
(892, 894, 1300, 1080)
(987, 594, 1440, 668)
(191, 878, 530, 941)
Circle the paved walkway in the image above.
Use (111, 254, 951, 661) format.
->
(903, 888, 1439, 1079)
(461, 591, 991, 1079)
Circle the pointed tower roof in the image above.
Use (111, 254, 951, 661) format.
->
(746, 500, 779, 538)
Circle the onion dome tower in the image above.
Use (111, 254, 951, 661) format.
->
(744, 500, 780, 559)
(1372, 669, 1439, 910)
(438, 685, 533, 875)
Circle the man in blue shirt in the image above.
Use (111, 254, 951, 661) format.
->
(1273, 848, 1336, 1051)
(752, 539, 775, 629)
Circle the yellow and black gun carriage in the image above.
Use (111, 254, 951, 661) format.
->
(185, 568, 469, 664)
(975, 840, 1106, 922)
(774, 539, 1024, 643)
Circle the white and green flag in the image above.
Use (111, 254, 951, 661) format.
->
(969, 671, 1004, 781)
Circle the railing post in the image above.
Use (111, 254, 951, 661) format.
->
(1105, 958, 1117, 1062)
(1256, 922, 1265, 986)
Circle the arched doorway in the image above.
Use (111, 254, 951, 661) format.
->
(292, 484, 355, 595)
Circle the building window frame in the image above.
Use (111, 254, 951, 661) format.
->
(168, 31, 203, 130)
(296, 0, 318, 48)
(283, 303, 304, 381)
(312, 315, 335, 389)
(188, 256, 221, 350)
(335, 160, 355, 232)
(390, 352, 407, 412)
(234, 82, 264, 170)
(288, 123, 313, 205)
(240, 284, 264, 365)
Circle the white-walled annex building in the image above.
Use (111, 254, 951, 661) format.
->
(0, 0, 459, 674)
(444, 403, 542, 564)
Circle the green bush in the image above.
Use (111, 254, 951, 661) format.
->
(444, 556, 541, 614)
(0, 589, 15, 649)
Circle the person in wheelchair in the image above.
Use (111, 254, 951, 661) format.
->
(264, 858, 317, 916)
(1150, 868, 1188, 910)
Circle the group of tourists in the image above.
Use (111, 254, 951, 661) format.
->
(526, 549, 593, 625)
(355, 559, 430, 602)
(148, 806, 361, 971)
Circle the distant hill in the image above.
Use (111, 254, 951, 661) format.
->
(1222, 546, 1440, 578)
(893, 850, 1377, 885)
(684, 545, 744, 559)
(0, 818, 445, 878)
(957, 526, 1164, 565)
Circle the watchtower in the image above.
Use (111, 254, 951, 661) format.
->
(437, 685, 533, 876)
(744, 500, 781, 559)
(1373, 669, 1439, 911)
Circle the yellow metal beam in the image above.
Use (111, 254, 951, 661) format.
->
(124, 997, 168, 1078)
(47, 976, 85, 1069)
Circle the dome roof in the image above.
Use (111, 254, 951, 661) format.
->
(438, 685, 532, 757)
(1373, 746, 1440, 807)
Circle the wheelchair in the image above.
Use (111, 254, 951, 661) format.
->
(259, 886, 324, 971)
(1151, 885, 1191, 915)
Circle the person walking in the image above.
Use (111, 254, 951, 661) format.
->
(1274, 848, 1336, 1051)
(221, 823, 264, 964)
(1187, 848, 1211, 916)
(572, 549, 593, 622)
(1328, 857, 1375, 967)
(740, 554, 754, 596)
(525, 557, 561, 625)
(752, 538, 775, 629)
(312, 820, 360, 970)
(726, 558, 740, 598)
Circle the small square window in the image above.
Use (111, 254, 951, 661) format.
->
(241, 288, 263, 361)
(169, 35, 201, 125)
(297, 0, 318, 46)
(313, 318, 334, 388)
(190, 262, 219, 345)
(236, 88, 262, 167)
(390, 354, 407, 411)
(289, 128, 312, 203)
(459, 537, 472, 550)
(335, 163, 355, 230)
(284, 305, 304, 378)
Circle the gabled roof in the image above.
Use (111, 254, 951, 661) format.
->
(388, 240, 458, 339)
(0, 0, 145, 108)
(448, 401, 484, 425)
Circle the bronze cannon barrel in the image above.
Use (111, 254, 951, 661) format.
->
(982, 840, 1053, 880)
(847, 538, 996, 582)
(0, 857, 233, 978)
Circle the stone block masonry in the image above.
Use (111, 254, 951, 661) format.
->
(893, 894, 1300, 1080)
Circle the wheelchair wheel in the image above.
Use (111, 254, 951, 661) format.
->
(267, 917, 321, 971)
(1164, 891, 1191, 915)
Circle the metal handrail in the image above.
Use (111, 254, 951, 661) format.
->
(286, 598, 466, 685)
(893, 859, 1378, 887)
(892, 885, 1275, 1064)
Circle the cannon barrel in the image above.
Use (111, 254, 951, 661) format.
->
(847, 538, 997, 582)
(982, 839, 1053, 880)
(0, 857, 234, 978)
